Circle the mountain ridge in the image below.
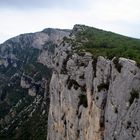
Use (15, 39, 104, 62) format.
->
(0, 27, 70, 140)
(0, 24, 140, 140)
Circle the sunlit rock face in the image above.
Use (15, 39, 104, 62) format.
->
(48, 47, 140, 140)
(47, 25, 140, 140)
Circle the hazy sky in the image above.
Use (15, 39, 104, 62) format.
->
(0, 0, 140, 43)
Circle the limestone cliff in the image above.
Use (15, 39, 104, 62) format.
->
(0, 24, 140, 140)
(47, 26, 140, 140)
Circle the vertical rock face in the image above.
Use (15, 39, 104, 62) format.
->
(47, 49, 107, 140)
(104, 58, 140, 140)
(47, 42, 140, 140)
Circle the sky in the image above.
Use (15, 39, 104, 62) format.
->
(0, 0, 140, 43)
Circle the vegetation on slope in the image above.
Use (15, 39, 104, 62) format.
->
(73, 25, 140, 64)
(0, 37, 52, 140)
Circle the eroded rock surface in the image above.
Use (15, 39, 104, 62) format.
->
(47, 40, 140, 140)
(0, 25, 140, 140)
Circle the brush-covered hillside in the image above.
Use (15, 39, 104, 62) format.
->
(67, 25, 140, 63)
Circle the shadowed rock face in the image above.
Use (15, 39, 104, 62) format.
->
(0, 28, 70, 140)
(1, 25, 140, 140)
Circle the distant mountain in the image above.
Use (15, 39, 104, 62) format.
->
(0, 28, 70, 140)
(0, 24, 140, 140)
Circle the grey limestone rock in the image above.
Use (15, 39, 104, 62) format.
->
(47, 45, 140, 140)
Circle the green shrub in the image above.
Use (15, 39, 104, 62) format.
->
(81, 84, 86, 92)
(73, 25, 140, 65)
(113, 57, 122, 73)
(126, 121, 131, 129)
(79, 74, 84, 79)
(129, 89, 139, 105)
(77, 52, 85, 57)
(78, 94, 88, 108)
(61, 55, 71, 74)
(92, 57, 97, 77)
(97, 83, 109, 92)
(114, 107, 118, 114)
(67, 79, 80, 90)
(0, 102, 10, 118)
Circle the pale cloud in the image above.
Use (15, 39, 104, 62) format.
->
(0, 0, 140, 43)
(0, 0, 88, 10)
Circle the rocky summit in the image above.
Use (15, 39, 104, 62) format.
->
(0, 25, 140, 140)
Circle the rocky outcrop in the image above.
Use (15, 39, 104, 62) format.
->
(47, 43, 140, 140)
(38, 29, 70, 67)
